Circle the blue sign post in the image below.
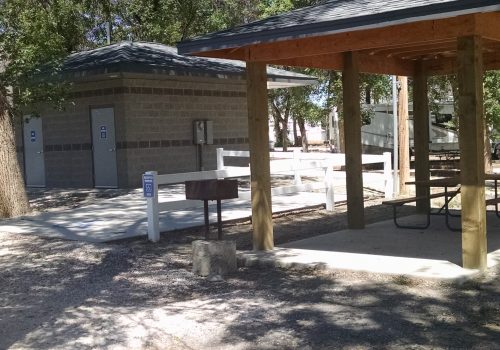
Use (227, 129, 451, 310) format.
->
(143, 174, 155, 198)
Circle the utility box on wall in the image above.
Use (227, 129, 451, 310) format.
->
(193, 120, 213, 145)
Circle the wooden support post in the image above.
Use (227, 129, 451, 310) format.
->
(342, 51, 364, 229)
(413, 61, 430, 214)
(398, 76, 410, 195)
(246, 62, 274, 250)
(457, 35, 487, 270)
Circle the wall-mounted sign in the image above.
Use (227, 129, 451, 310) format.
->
(100, 126, 107, 140)
(30, 130, 36, 142)
(143, 174, 155, 198)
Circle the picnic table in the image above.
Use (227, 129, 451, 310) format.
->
(383, 173, 500, 230)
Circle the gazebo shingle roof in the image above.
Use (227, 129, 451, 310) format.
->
(178, 0, 500, 55)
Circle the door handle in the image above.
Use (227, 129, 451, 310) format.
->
(109, 148, 116, 152)
(36, 151, 44, 154)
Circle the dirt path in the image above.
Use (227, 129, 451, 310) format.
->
(1, 198, 499, 349)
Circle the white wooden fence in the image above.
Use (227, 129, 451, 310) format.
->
(144, 148, 393, 242)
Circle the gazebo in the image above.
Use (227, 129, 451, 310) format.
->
(178, 0, 500, 270)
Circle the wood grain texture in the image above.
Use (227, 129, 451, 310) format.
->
(342, 52, 364, 229)
(457, 35, 487, 270)
(413, 61, 430, 214)
(246, 62, 274, 250)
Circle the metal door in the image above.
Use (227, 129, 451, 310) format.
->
(91, 108, 118, 188)
(23, 116, 46, 187)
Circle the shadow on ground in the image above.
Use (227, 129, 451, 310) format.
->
(1, 227, 499, 349)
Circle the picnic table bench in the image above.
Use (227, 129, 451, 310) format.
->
(383, 173, 500, 230)
(382, 190, 459, 229)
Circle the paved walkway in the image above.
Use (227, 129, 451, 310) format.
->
(0, 190, 336, 243)
(0, 171, 388, 243)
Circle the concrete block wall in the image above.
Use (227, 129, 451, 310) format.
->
(45, 78, 129, 187)
(119, 74, 249, 187)
(17, 73, 250, 188)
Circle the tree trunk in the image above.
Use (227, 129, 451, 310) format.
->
(292, 118, 299, 146)
(338, 117, 345, 153)
(298, 117, 309, 153)
(485, 124, 492, 173)
(282, 111, 288, 152)
(398, 76, 410, 195)
(365, 87, 371, 104)
(271, 101, 282, 149)
(0, 91, 30, 218)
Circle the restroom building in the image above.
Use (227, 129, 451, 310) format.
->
(16, 41, 315, 188)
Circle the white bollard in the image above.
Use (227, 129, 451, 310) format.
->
(325, 165, 335, 211)
(293, 149, 302, 185)
(144, 171, 160, 242)
(216, 148, 224, 170)
(383, 152, 393, 199)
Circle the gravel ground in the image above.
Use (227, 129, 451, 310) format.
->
(1, 189, 499, 349)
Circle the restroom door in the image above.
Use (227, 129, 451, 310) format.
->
(23, 116, 46, 187)
(91, 108, 118, 188)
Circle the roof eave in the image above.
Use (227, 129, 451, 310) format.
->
(178, 3, 500, 56)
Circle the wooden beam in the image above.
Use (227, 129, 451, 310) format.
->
(396, 49, 456, 61)
(243, 15, 477, 62)
(367, 41, 455, 58)
(188, 13, 499, 64)
(268, 52, 414, 76)
(342, 51, 364, 229)
(246, 62, 274, 250)
(476, 12, 500, 42)
(413, 61, 430, 214)
(425, 51, 500, 76)
(457, 35, 487, 271)
(484, 51, 500, 71)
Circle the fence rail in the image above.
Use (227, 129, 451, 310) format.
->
(144, 148, 392, 242)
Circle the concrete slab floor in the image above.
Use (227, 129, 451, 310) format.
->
(238, 212, 500, 281)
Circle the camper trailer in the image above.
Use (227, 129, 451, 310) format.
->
(361, 103, 459, 156)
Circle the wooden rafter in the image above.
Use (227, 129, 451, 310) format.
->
(365, 41, 456, 58)
(267, 52, 414, 76)
(424, 51, 500, 76)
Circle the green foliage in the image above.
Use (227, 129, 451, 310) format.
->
(259, 0, 324, 17)
(0, 0, 94, 112)
(104, 0, 260, 45)
(426, 73, 500, 137)
(427, 75, 456, 127)
(484, 71, 500, 140)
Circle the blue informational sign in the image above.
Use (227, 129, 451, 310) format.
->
(100, 126, 107, 139)
(143, 174, 155, 198)
(30, 130, 36, 142)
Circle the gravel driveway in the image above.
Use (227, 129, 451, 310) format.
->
(0, 211, 500, 349)
(1, 195, 500, 349)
